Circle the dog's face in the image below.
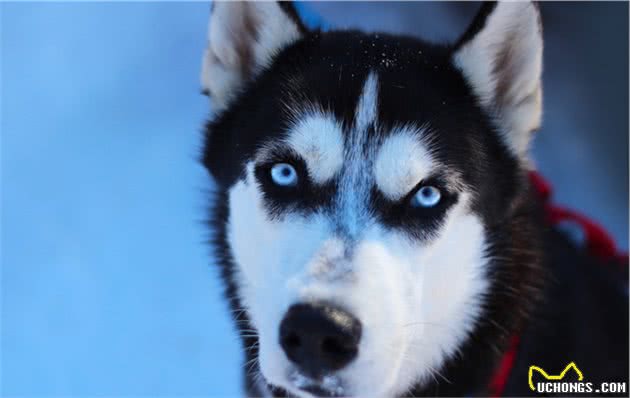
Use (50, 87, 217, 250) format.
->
(202, 2, 542, 396)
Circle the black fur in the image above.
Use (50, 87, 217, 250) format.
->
(453, 2, 498, 51)
(504, 229, 628, 396)
(201, 3, 627, 396)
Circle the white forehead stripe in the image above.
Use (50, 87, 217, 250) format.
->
(354, 72, 379, 132)
(286, 112, 344, 184)
(374, 127, 434, 200)
(332, 72, 380, 238)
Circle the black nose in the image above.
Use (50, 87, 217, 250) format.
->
(279, 303, 362, 378)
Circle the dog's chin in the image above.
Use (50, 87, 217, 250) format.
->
(263, 366, 406, 398)
(261, 367, 346, 398)
(271, 370, 347, 398)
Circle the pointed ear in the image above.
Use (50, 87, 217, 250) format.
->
(201, 1, 306, 110)
(453, 2, 543, 157)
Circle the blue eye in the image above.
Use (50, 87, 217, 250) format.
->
(270, 163, 298, 186)
(411, 186, 441, 208)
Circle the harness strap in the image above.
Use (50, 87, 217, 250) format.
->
(487, 336, 520, 397)
(530, 171, 628, 263)
(487, 172, 628, 397)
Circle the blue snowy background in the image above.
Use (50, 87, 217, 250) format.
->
(1, 2, 627, 396)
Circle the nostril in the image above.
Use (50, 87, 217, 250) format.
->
(321, 336, 354, 356)
(282, 332, 301, 349)
(321, 336, 338, 354)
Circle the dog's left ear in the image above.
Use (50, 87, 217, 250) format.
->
(453, 1, 543, 157)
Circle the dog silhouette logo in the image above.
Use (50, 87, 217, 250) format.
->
(528, 362, 584, 391)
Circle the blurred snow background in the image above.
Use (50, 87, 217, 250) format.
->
(1, 2, 627, 396)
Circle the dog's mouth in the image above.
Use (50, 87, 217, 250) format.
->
(285, 370, 346, 397)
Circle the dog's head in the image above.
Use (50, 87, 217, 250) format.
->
(201, 2, 543, 396)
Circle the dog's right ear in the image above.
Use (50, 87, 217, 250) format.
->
(453, 1, 543, 158)
(201, 1, 306, 111)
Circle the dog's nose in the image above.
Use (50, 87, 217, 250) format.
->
(279, 303, 362, 377)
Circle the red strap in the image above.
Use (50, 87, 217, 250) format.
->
(528, 171, 552, 201)
(530, 171, 628, 264)
(546, 205, 619, 259)
(487, 336, 520, 397)
(487, 172, 628, 396)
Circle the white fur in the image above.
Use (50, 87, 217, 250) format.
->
(353, 72, 379, 133)
(201, 1, 302, 110)
(334, 72, 380, 239)
(285, 112, 345, 185)
(453, 1, 542, 156)
(226, 72, 490, 396)
(374, 126, 434, 201)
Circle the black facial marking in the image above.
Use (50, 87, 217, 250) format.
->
(254, 150, 336, 219)
(371, 175, 459, 241)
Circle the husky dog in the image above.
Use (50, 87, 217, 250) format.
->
(200, 2, 628, 396)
